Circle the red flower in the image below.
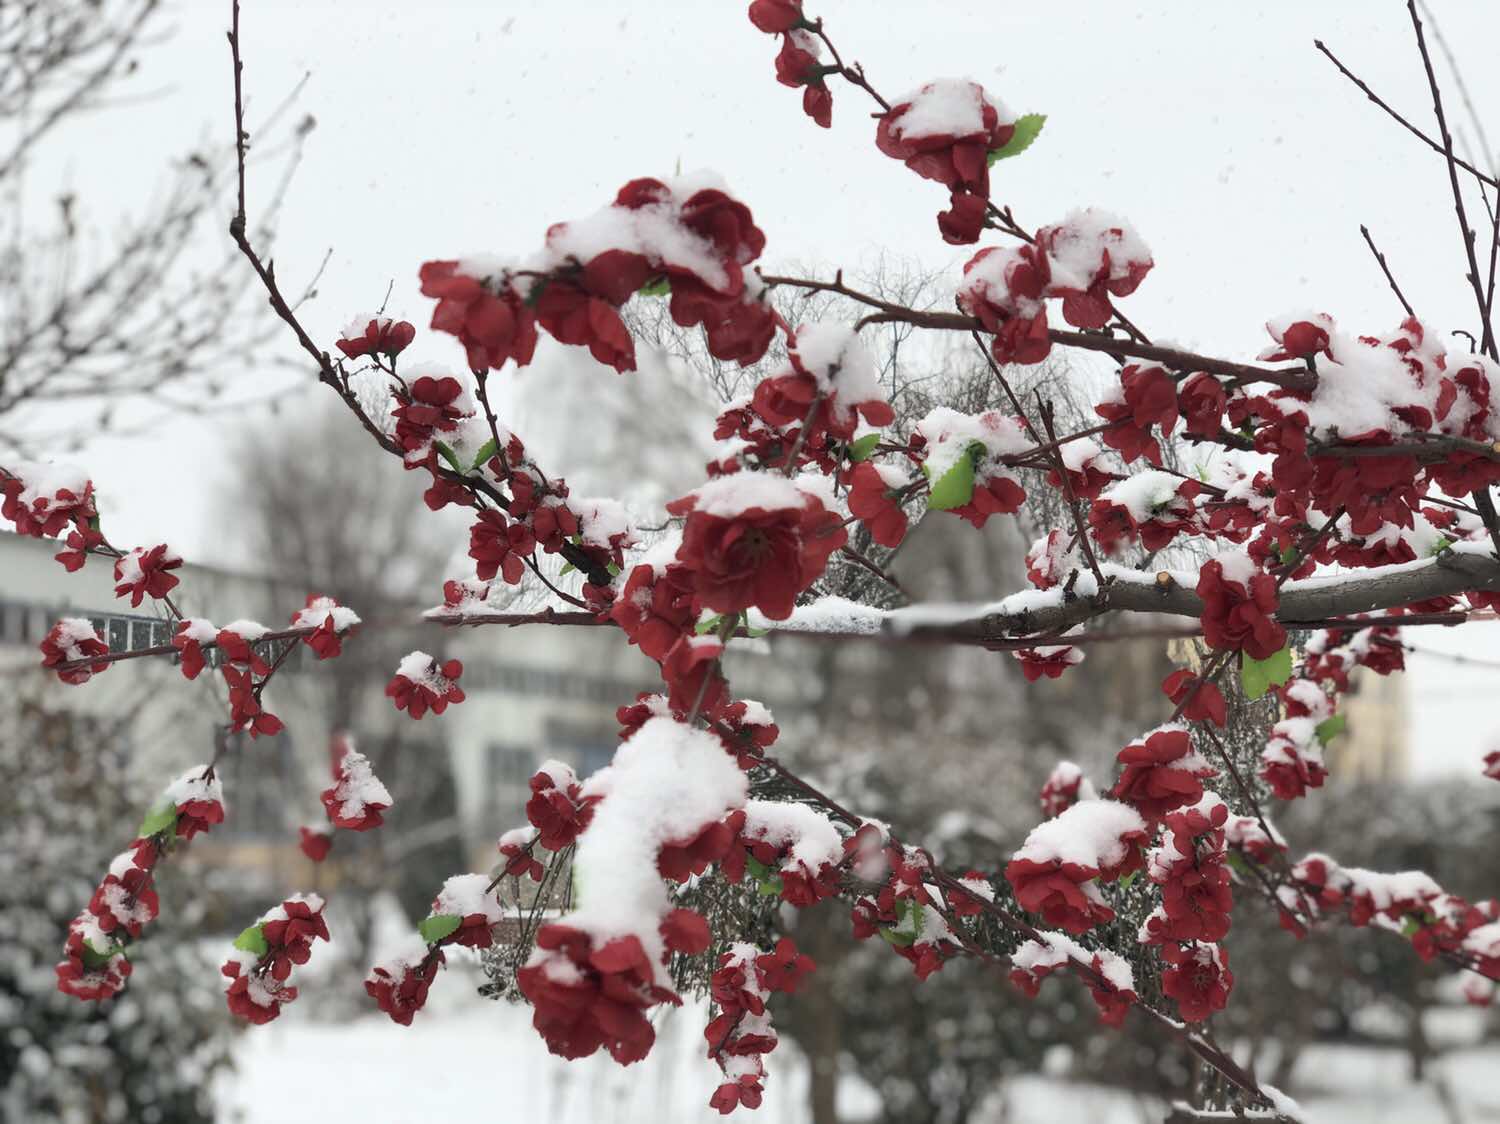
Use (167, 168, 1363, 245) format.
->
(469, 509, 535, 584)
(366, 949, 445, 1026)
(386, 653, 465, 718)
(299, 826, 332, 862)
(1004, 858, 1114, 934)
(1014, 644, 1083, 681)
(1258, 313, 1334, 362)
(320, 746, 391, 831)
(419, 260, 538, 372)
(1039, 761, 1093, 818)
(1112, 728, 1214, 821)
(1195, 555, 1286, 660)
(876, 79, 1013, 206)
(748, 0, 803, 33)
(711, 1077, 765, 1114)
(40, 619, 109, 685)
(222, 962, 295, 1025)
(112, 544, 181, 607)
(1162, 669, 1228, 727)
(336, 315, 416, 359)
(499, 829, 544, 882)
(658, 819, 734, 882)
(224, 664, 283, 739)
(660, 908, 713, 955)
(171, 619, 214, 680)
(1179, 373, 1227, 439)
(526, 762, 597, 850)
(667, 476, 847, 621)
(1160, 942, 1233, 1023)
(846, 462, 909, 547)
(517, 924, 679, 1064)
(1485, 750, 1500, 782)
(754, 937, 815, 993)
(1, 464, 95, 537)
(391, 372, 472, 465)
(611, 563, 697, 661)
(533, 280, 636, 373)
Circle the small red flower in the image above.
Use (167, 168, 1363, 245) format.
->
(386, 653, 465, 719)
(1196, 555, 1286, 661)
(1162, 669, 1228, 727)
(335, 314, 416, 359)
(420, 260, 538, 372)
(40, 619, 109, 685)
(112, 544, 181, 607)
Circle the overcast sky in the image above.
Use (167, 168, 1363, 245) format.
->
(23, 0, 1500, 776)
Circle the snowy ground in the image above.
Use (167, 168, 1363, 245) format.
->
(216, 964, 1500, 1124)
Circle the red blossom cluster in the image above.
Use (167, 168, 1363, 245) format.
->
(957, 210, 1153, 363)
(1005, 800, 1149, 934)
(1141, 796, 1235, 946)
(1008, 932, 1138, 1027)
(221, 894, 330, 1024)
(386, 651, 465, 718)
(705, 938, 815, 1113)
(57, 769, 225, 1001)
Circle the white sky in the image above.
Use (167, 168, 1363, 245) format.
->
(21, 0, 1500, 775)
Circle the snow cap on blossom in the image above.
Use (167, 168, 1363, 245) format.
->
(751, 322, 894, 443)
(1035, 208, 1153, 329)
(424, 873, 506, 949)
(914, 406, 1030, 527)
(163, 767, 225, 839)
(1009, 930, 1137, 1026)
(112, 544, 182, 607)
(667, 472, 847, 621)
(320, 745, 392, 831)
(366, 935, 446, 1025)
(335, 312, 416, 359)
(1260, 717, 1329, 801)
(40, 618, 110, 685)
(1039, 761, 1096, 818)
(291, 595, 361, 660)
(956, 243, 1051, 364)
(1258, 311, 1335, 362)
(171, 618, 216, 680)
(1005, 799, 1149, 933)
(386, 651, 465, 718)
(875, 79, 1016, 243)
(517, 719, 747, 1065)
(1, 460, 95, 537)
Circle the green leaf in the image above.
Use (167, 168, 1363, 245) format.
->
(233, 924, 268, 958)
(1276, 543, 1299, 566)
(559, 562, 577, 576)
(745, 854, 783, 897)
(1400, 915, 1423, 938)
(1241, 645, 1293, 700)
(925, 441, 982, 511)
(987, 113, 1046, 165)
(1117, 870, 1139, 891)
(1315, 715, 1347, 745)
(418, 914, 462, 945)
(80, 939, 118, 970)
(1224, 852, 1252, 877)
(471, 437, 499, 470)
(695, 613, 723, 636)
(1430, 535, 1453, 556)
(606, 561, 621, 577)
(847, 433, 881, 462)
(433, 441, 463, 473)
(878, 899, 924, 947)
(638, 277, 670, 298)
(138, 800, 179, 839)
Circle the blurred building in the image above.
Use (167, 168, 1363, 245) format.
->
(0, 529, 815, 883)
